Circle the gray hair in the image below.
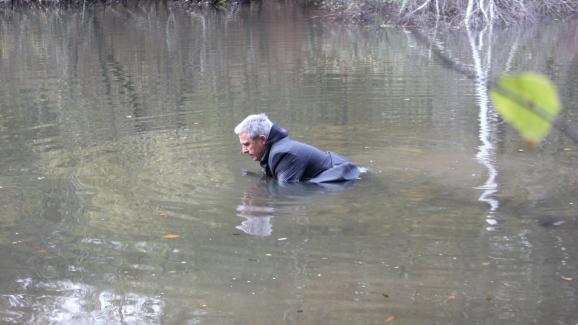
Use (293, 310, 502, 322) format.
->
(234, 113, 273, 139)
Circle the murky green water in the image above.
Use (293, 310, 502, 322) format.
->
(1, 2, 577, 324)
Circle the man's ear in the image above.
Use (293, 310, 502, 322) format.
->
(258, 135, 267, 144)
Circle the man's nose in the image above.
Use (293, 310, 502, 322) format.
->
(241, 146, 248, 154)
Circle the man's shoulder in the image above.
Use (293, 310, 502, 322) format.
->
(271, 137, 318, 154)
(270, 136, 296, 152)
(270, 138, 328, 165)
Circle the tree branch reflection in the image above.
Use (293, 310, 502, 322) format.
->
(467, 24, 500, 228)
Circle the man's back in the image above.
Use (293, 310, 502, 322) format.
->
(262, 125, 360, 183)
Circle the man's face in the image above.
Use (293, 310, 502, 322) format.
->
(239, 132, 267, 161)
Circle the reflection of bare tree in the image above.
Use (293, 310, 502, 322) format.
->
(410, 25, 578, 223)
(409, 27, 501, 219)
(466, 24, 500, 224)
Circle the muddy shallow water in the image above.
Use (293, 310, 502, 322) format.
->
(0, 2, 577, 324)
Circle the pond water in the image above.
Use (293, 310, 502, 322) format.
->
(1, 2, 577, 324)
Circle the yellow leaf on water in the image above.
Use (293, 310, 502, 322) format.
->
(481, 262, 490, 266)
(161, 234, 180, 239)
(561, 276, 573, 281)
(447, 295, 456, 300)
(384, 315, 396, 323)
(36, 248, 48, 254)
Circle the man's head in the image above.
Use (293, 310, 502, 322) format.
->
(234, 113, 273, 161)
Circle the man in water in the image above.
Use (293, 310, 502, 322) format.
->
(234, 113, 360, 183)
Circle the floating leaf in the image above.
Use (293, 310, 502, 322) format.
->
(161, 234, 180, 239)
(561, 276, 573, 281)
(36, 248, 48, 254)
(481, 262, 490, 266)
(490, 73, 561, 144)
(384, 315, 396, 323)
(447, 295, 456, 300)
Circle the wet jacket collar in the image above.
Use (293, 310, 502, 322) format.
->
(260, 124, 288, 172)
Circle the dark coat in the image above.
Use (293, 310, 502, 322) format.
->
(260, 125, 360, 183)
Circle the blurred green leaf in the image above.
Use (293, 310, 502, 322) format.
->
(490, 73, 561, 144)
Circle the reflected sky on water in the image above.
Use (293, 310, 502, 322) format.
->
(0, 2, 577, 324)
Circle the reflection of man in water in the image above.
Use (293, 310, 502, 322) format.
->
(236, 181, 274, 236)
(234, 113, 360, 183)
(236, 177, 357, 237)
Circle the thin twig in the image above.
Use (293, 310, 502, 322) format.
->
(405, 0, 432, 18)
